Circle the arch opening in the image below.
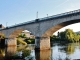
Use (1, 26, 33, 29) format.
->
(41, 19, 80, 37)
(9, 28, 35, 38)
(0, 32, 5, 46)
(9, 28, 35, 45)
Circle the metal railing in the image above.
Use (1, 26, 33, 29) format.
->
(1, 9, 80, 30)
(40, 9, 80, 20)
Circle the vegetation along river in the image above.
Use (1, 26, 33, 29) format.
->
(0, 43, 80, 60)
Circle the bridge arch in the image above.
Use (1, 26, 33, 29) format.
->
(9, 28, 24, 38)
(9, 28, 35, 38)
(0, 31, 5, 36)
(1, 9, 80, 50)
(37, 19, 80, 50)
(6, 28, 35, 46)
(0, 31, 5, 46)
(41, 19, 80, 37)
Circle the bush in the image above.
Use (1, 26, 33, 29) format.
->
(17, 38, 27, 45)
(22, 49, 30, 57)
(24, 38, 35, 44)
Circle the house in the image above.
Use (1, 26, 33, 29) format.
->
(0, 24, 5, 29)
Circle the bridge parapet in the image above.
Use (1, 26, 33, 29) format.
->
(0, 9, 80, 50)
(40, 9, 80, 21)
(1, 9, 80, 31)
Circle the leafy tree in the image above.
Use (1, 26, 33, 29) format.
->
(65, 29, 75, 41)
(22, 49, 30, 57)
(17, 33, 26, 38)
(16, 33, 27, 45)
(59, 31, 65, 39)
(59, 29, 76, 42)
(0, 34, 5, 40)
(17, 33, 35, 44)
(51, 28, 80, 42)
(24, 38, 35, 44)
(50, 35, 57, 40)
(17, 38, 27, 45)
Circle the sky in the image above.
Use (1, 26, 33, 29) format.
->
(0, 0, 80, 34)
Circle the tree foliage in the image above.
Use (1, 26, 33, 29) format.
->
(17, 33, 26, 38)
(0, 34, 5, 40)
(24, 38, 35, 44)
(51, 29, 80, 42)
(17, 38, 27, 45)
(16, 33, 35, 45)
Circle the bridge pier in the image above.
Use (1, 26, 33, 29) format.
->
(5, 38, 17, 46)
(35, 37, 50, 50)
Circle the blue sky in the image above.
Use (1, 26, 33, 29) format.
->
(0, 0, 80, 33)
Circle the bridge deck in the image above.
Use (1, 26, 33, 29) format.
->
(0, 9, 80, 30)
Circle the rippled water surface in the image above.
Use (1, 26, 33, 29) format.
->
(0, 43, 80, 60)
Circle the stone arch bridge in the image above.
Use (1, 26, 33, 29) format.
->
(0, 9, 80, 50)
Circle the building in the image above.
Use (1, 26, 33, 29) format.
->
(0, 24, 5, 29)
(22, 30, 35, 38)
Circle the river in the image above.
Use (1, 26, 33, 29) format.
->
(0, 43, 80, 60)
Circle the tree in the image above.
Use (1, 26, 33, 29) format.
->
(51, 28, 80, 42)
(57, 29, 77, 42)
(16, 33, 27, 45)
(65, 29, 75, 41)
(50, 35, 58, 41)
(0, 34, 5, 40)
(59, 31, 65, 39)
(17, 33, 26, 38)
(17, 38, 27, 45)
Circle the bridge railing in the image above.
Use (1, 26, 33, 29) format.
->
(39, 9, 80, 21)
(8, 20, 35, 28)
(7, 9, 80, 28)
(0, 20, 36, 30)
(0, 9, 80, 30)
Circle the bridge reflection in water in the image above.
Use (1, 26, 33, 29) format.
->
(1, 9, 80, 50)
(0, 46, 17, 60)
(0, 45, 51, 60)
(5, 46, 17, 57)
(35, 50, 51, 60)
(0, 43, 80, 60)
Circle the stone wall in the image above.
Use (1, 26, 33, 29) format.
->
(7, 38, 17, 46)
(40, 37, 50, 50)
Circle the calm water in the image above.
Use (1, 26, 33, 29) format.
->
(0, 43, 80, 60)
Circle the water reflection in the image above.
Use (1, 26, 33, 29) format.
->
(5, 46, 17, 56)
(0, 48, 5, 60)
(51, 43, 80, 60)
(12, 45, 36, 60)
(0, 45, 36, 60)
(35, 50, 51, 60)
(0, 43, 80, 60)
